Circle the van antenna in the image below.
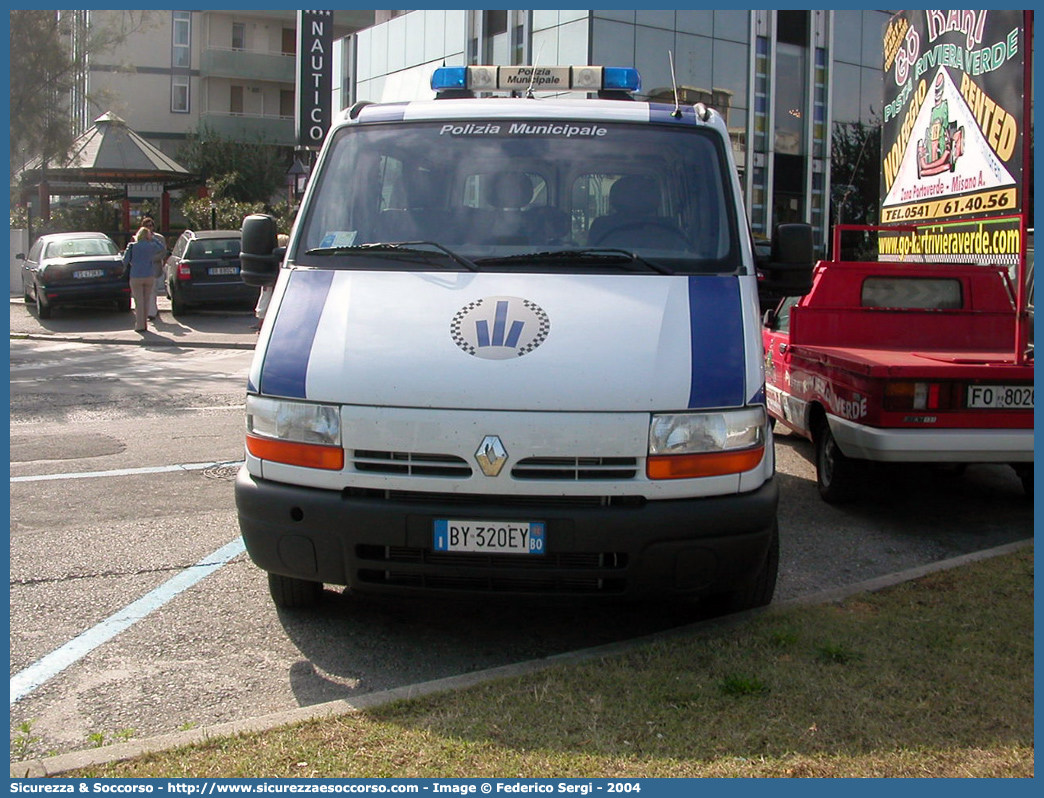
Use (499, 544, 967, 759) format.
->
(668, 50, 682, 118)
(526, 41, 545, 98)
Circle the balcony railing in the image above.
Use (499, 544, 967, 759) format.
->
(200, 47, 295, 83)
(200, 112, 296, 146)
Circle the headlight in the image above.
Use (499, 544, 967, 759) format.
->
(246, 395, 343, 470)
(647, 408, 766, 479)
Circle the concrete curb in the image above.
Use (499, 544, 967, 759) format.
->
(11, 332, 257, 351)
(11, 538, 1033, 778)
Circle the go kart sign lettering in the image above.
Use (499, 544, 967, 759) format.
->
(879, 11, 1028, 240)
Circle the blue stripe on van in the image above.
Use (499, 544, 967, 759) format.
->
(687, 276, 745, 409)
(259, 270, 336, 399)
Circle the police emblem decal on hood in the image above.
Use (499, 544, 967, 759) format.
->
(451, 296, 550, 359)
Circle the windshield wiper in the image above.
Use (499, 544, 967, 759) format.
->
(474, 248, 674, 275)
(304, 241, 480, 272)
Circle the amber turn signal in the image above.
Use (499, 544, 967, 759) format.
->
(246, 434, 344, 471)
(647, 446, 765, 480)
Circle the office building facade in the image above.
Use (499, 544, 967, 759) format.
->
(346, 9, 892, 249)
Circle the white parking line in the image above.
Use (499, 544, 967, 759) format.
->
(11, 461, 244, 483)
(10, 538, 247, 705)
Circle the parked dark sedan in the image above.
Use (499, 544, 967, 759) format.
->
(164, 229, 259, 316)
(18, 232, 131, 319)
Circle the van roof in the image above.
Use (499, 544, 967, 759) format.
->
(339, 97, 721, 133)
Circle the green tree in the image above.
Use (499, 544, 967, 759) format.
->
(9, 10, 153, 174)
(178, 176, 299, 234)
(178, 123, 292, 204)
(831, 121, 882, 260)
(831, 120, 881, 228)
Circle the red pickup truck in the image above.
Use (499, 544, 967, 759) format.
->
(763, 249, 1033, 503)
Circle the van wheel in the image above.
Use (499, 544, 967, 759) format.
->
(268, 572, 323, 609)
(704, 522, 779, 615)
(814, 419, 862, 504)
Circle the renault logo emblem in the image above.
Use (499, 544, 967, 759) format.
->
(475, 435, 508, 477)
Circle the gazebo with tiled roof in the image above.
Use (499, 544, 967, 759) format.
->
(15, 112, 197, 234)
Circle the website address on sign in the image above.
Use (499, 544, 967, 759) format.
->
(878, 224, 1021, 258)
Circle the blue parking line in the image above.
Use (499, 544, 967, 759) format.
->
(10, 538, 246, 705)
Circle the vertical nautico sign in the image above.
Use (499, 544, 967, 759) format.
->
(296, 10, 334, 149)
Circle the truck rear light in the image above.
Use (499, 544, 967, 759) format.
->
(884, 381, 959, 410)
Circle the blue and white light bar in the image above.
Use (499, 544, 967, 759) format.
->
(431, 65, 641, 94)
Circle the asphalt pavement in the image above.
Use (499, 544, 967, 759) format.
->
(9, 293, 260, 350)
(8, 292, 1035, 776)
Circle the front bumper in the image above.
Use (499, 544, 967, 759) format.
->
(235, 467, 779, 601)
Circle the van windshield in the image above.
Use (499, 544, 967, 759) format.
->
(296, 119, 742, 274)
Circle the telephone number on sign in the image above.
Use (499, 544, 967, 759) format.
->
(882, 188, 1014, 223)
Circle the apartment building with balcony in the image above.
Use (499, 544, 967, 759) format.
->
(75, 10, 374, 162)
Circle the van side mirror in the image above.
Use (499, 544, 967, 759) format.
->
(757, 223, 814, 307)
(240, 214, 283, 287)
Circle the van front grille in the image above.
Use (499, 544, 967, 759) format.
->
(358, 545, 627, 570)
(355, 545, 628, 594)
(511, 456, 638, 480)
(353, 449, 472, 478)
(343, 487, 646, 508)
(356, 570, 626, 594)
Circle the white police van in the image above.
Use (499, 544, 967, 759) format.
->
(237, 65, 813, 611)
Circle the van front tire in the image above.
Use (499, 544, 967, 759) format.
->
(268, 572, 323, 609)
(703, 522, 779, 615)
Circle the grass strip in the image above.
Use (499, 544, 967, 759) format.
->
(62, 546, 1036, 778)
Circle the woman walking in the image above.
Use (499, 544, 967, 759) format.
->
(123, 226, 165, 332)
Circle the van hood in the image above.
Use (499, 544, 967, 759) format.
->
(250, 268, 749, 412)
